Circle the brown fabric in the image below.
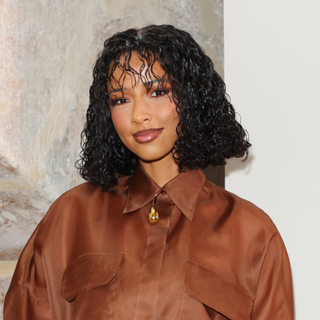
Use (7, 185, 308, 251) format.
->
(4, 163, 294, 319)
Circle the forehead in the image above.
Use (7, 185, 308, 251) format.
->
(108, 52, 167, 90)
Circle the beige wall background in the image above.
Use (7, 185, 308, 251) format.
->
(225, 1, 320, 318)
(0, 0, 223, 316)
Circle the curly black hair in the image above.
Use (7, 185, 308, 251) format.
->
(76, 24, 251, 191)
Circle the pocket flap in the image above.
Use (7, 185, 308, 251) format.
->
(185, 260, 253, 320)
(62, 252, 123, 302)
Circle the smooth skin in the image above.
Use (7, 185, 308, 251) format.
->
(108, 53, 180, 187)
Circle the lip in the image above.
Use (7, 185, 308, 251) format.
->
(133, 128, 163, 143)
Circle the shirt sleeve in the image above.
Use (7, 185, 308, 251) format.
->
(3, 225, 52, 320)
(252, 231, 294, 320)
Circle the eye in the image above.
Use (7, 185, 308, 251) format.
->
(110, 98, 129, 107)
(150, 88, 169, 97)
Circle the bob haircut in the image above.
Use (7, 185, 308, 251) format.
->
(76, 24, 251, 191)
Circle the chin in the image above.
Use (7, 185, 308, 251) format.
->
(137, 151, 173, 163)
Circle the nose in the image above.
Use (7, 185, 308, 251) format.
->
(131, 97, 152, 125)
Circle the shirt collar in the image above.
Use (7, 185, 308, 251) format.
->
(122, 162, 206, 221)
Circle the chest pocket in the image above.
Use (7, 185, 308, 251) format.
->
(185, 261, 253, 320)
(62, 252, 123, 302)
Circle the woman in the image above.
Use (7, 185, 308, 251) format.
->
(4, 25, 294, 320)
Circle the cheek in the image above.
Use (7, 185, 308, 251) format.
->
(169, 110, 180, 131)
(159, 104, 178, 125)
(111, 110, 127, 137)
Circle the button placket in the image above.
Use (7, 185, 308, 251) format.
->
(135, 192, 173, 320)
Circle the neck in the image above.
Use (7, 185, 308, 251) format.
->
(139, 154, 180, 187)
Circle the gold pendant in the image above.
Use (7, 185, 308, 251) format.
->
(148, 193, 160, 224)
(148, 204, 159, 224)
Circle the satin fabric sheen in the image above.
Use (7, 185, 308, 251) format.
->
(4, 163, 294, 319)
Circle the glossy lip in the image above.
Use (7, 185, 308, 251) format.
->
(132, 128, 163, 143)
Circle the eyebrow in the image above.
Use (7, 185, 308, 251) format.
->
(108, 79, 169, 95)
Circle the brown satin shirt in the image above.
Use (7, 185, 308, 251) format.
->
(4, 163, 294, 320)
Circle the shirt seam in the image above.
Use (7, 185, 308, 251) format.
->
(251, 231, 277, 315)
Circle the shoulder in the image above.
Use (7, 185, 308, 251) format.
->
(50, 178, 130, 212)
(44, 182, 104, 215)
(200, 180, 278, 238)
(37, 178, 130, 233)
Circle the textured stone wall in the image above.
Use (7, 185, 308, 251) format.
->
(0, 0, 223, 316)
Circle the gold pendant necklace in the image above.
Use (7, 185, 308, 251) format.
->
(148, 192, 160, 225)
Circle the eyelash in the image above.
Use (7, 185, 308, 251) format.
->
(150, 88, 169, 97)
(110, 98, 128, 107)
(109, 87, 170, 107)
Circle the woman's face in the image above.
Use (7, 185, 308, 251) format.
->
(108, 53, 179, 164)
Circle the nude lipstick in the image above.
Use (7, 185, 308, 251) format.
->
(133, 128, 163, 143)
